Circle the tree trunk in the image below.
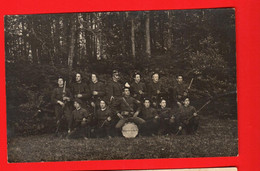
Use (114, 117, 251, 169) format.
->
(68, 15, 76, 70)
(167, 11, 173, 50)
(145, 12, 151, 58)
(131, 17, 136, 59)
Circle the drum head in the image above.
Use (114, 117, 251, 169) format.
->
(121, 122, 139, 138)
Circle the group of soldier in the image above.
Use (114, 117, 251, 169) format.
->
(51, 70, 199, 139)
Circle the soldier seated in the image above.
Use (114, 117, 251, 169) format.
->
(95, 100, 115, 138)
(139, 98, 159, 136)
(113, 87, 145, 136)
(157, 99, 177, 135)
(67, 99, 92, 139)
(178, 97, 199, 134)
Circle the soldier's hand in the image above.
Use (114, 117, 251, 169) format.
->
(139, 90, 144, 94)
(77, 94, 83, 98)
(58, 101, 65, 107)
(157, 90, 160, 94)
(107, 116, 112, 121)
(178, 126, 182, 130)
(177, 101, 182, 107)
(184, 92, 188, 96)
(91, 102, 95, 107)
(193, 113, 198, 116)
(110, 96, 114, 102)
(93, 91, 98, 95)
(133, 112, 139, 117)
(155, 115, 159, 119)
(83, 118, 87, 122)
(68, 129, 71, 134)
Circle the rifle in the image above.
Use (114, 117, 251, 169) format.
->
(62, 81, 67, 108)
(187, 78, 194, 90)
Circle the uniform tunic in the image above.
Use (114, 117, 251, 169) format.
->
(106, 79, 123, 98)
(140, 107, 157, 121)
(51, 87, 73, 121)
(174, 83, 188, 101)
(71, 82, 90, 100)
(89, 81, 105, 103)
(131, 81, 146, 100)
(178, 105, 199, 134)
(69, 107, 91, 129)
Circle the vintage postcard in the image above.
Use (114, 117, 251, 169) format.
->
(5, 8, 237, 162)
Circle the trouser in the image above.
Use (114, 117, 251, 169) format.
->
(67, 121, 91, 139)
(140, 118, 159, 136)
(54, 104, 72, 132)
(181, 116, 199, 134)
(95, 119, 115, 137)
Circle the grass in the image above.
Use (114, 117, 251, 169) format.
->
(7, 115, 238, 162)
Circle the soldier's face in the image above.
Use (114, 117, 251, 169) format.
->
(91, 74, 97, 83)
(74, 101, 80, 108)
(134, 75, 141, 83)
(152, 74, 159, 83)
(124, 89, 130, 96)
(144, 100, 150, 108)
(58, 78, 63, 86)
(76, 74, 81, 82)
(100, 101, 106, 109)
(184, 98, 190, 106)
(160, 100, 166, 108)
(177, 76, 183, 83)
(113, 74, 120, 81)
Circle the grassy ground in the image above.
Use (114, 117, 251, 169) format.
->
(7, 115, 238, 162)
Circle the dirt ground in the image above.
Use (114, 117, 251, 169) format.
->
(7, 115, 238, 162)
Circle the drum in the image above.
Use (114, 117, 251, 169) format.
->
(121, 122, 139, 138)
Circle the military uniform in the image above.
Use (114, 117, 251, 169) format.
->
(174, 83, 188, 103)
(112, 96, 145, 129)
(139, 107, 158, 136)
(51, 87, 73, 122)
(147, 81, 164, 107)
(89, 81, 105, 105)
(106, 79, 123, 107)
(178, 105, 199, 134)
(157, 107, 177, 135)
(95, 107, 115, 137)
(131, 81, 146, 101)
(68, 107, 92, 138)
(71, 82, 91, 107)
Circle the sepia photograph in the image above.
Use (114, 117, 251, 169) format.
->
(5, 8, 238, 162)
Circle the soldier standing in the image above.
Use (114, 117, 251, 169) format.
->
(106, 70, 123, 105)
(174, 75, 188, 107)
(147, 73, 164, 108)
(89, 73, 105, 109)
(131, 72, 146, 101)
(51, 77, 73, 133)
(71, 73, 91, 108)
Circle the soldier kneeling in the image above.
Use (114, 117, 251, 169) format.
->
(67, 99, 92, 139)
(178, 97, 199, 135)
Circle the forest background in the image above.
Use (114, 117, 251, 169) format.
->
(4, 8, 237, 136)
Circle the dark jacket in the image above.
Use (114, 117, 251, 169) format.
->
(106, 79, 123, 99)
(157, 107, 173, 120)
(89, 81, 105, 100)
(178, 105, 196, 121)
(51, 87, 72, 105)
(69, 108, 91, 129)
(174, 83, 188, 99)
(131, 81, 146, 100)
(112, 96, 141, 115)
(96, 107, 113, 121)
(71, 82, 91, 100)
(140, 107, 157, 120)
(147, 81, 164, 99)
